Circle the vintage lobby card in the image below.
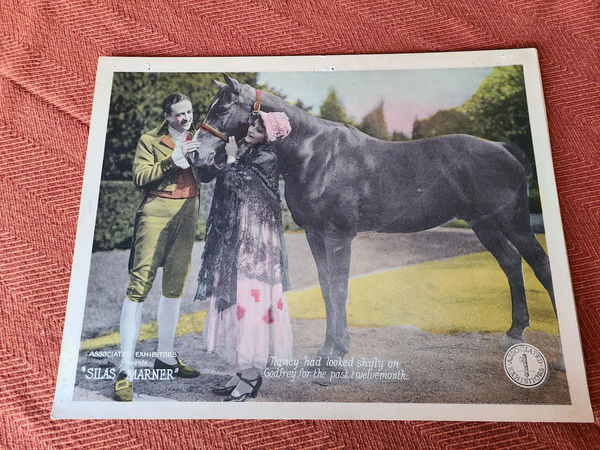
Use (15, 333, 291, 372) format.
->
(52, 50, 593, 421)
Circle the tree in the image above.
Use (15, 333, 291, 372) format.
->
(412, 109, 472, 140)
(410, 65, 539, 212)
(463, 66, 532, 165)
(293, 99, 313, 114)
(319, 90, 354, 125)
(412, 66, 532, 162)
(358, 101, 389, 140)
(390, 131, 410, 141)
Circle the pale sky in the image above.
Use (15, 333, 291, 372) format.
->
(257, 68, 493, 137)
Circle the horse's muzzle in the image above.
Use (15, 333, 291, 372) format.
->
(189, 147, 216, 167)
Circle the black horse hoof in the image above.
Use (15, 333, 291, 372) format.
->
(500, 333, 525, 351)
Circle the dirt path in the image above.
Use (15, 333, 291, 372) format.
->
(75, 320, 567, 404)
(82, 228, 485, 338)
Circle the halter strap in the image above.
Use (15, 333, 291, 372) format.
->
(199, 89, 263, 141)
(253, 89, 262, 112)
(199, 122, 228, 142)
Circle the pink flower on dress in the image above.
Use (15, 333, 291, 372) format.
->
(237, 306, 246, 320)
(277, 298, 284, 311)
(263, 307, 274, 324)
(250, 289, 261, 302)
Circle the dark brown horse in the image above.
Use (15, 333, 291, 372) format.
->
(196, 74, 563, 371)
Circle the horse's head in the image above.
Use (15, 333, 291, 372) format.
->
(202, 74, 259, 141)
(187, 130, 222, 167)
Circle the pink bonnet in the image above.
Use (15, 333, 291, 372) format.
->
(256, 111, 291, 142)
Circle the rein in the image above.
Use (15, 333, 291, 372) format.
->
(199, 88, 262, 142)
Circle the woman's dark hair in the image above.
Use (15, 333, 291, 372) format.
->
(162, 93, 190, 115)
(249, 111, 265, 127)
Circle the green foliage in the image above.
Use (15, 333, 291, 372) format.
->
(293, 99, 313, 113)
(412, 108, 472, 139)
(390, 131, 410, 141)
(412, 66, 532, 162)
(282, 207, 302, 232)
(462, 66, 533, 168)
(195, 220, 207, 242)
(319, 90, 355, 125)
(104, 72, 257, 181)
(93, 181, 143, 251)
(529, 185, 542, 214)
(358, 101, 389, 140)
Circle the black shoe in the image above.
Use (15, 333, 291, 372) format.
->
(213, 384, 236, 396)
(213, 372, 241, 396)
(154, 356, 200, 378)
(224, 374, 262, 402)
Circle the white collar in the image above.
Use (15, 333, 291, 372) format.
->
(168, 125, 188, 142)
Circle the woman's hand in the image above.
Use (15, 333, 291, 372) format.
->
(225, 136, 238, 157)
(225, 136, 237, 163)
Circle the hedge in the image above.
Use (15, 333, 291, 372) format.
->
(93, 181, 142, 251)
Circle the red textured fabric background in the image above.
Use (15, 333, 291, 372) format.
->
(0, 0, 598, 448)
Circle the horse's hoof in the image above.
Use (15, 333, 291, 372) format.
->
(317, 342, 335, 359)
(313, 377, 330, 387)
(553, 343, 566, 372)
(331, 342, 349, 359)
(331, 349, 348, 359)
(316, 349, 332, 360)
(553, 358, 566, 372)
(500, 333, 525, 351)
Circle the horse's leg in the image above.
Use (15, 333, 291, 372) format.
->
(507, 230, 564, 371)
(505, 231, 555, 312)
(305, 231, 335, 357)
(469, 221, 529, 350)
(322, 235, 353, 358)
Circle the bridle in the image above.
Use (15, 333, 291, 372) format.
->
(199, 89, 262, 142)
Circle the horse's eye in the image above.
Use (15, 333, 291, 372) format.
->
(215, 99, 238, 116)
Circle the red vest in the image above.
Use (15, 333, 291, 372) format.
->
(151, 133, 199, 199)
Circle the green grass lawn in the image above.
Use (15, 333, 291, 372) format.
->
(286, 249, 557, 335)
(81, 237, 557, 351)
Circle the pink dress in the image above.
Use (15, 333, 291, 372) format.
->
(196, 143, 293, 370)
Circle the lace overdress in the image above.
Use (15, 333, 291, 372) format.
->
(196, 143, 293, 370)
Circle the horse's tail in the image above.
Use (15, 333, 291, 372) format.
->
(501, 142, 532, 178)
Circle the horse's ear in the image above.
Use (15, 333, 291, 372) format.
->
(223, 73, 239, 95)
(214, 80, 226, 88)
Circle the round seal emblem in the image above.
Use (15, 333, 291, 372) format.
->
(504, 343, 548, 388)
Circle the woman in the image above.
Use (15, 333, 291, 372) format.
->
(195, 111, 293, 401)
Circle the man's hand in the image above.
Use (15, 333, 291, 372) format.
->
(182, 141, 203, 155)
(172, 141, 203, 169)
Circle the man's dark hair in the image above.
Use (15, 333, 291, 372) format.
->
(162, 93, 191, 115)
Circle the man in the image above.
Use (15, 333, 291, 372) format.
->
(114, 93, 208, 402)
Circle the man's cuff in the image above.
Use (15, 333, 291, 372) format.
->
(160, 156, 177, 172)
(213, 151, 228, 170)
(171, 149, 190, 169)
